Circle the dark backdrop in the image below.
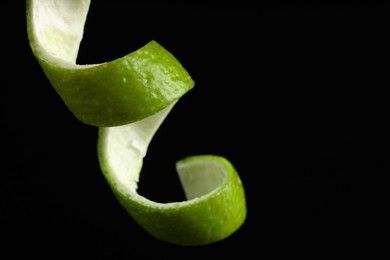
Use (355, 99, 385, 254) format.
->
(2, 1, 385, 258)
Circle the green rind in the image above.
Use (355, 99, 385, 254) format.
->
(27, 0, 194, 127)
(97, 107, 246, 245)
(98, 146, 247, 245)
(39, 41, 194, 127)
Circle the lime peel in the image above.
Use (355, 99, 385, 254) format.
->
(27, 0, 247, 246)
(27, 0, 194, 127)
(98, 104, 246, 245)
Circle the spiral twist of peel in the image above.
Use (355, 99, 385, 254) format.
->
(27, 0, 246, 245)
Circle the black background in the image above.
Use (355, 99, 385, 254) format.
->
(1, 1, 386, 259)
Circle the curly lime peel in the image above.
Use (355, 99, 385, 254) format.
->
(27, 0, 246, 245)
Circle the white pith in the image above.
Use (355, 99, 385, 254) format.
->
(29, 0, 97, 67)
(101, 103, 228, 208)
(102, 104, 174, 195)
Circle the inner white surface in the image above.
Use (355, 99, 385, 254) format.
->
(103, 104, 174, 195)
(30, 0, 91, 63)
(102, 102, 227, 206)
(176, 160, 227, 200)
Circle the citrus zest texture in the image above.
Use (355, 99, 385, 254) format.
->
(26, 0, 194, 127)
(27, 0, 247, 246)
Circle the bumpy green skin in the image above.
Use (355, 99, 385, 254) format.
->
(99, 154, 247, 246)
(31, 40, 195, 127)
